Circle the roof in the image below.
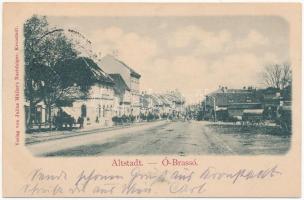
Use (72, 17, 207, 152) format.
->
(208, 89, 260, 107)
(57, 86, 86, 101)
(77, 57, 114, 84)
(216, 107, 227, 111)
(150, 94, 163, 106)
(263, 87, 281, 94)
(228, 103, 262, 110)
(209, 88, 254, 95)
(243, 109, 264, 114)
(115, 58, 141, 79)
(109, 74, 130, 91)
(100, 55, 141, 79)
(162, 91, 185, 104)
(55, 57, 114, 87)
(140, 91, 185, 108)
(157, 95, 171, 106)
(109, 74, 130, 101)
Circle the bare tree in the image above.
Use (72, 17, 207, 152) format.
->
(281, 63, 292, 89)
(262, 63, 291, 89)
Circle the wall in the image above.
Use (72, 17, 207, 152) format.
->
(61, 84, 115, 128)
(130, 76, 141, 116)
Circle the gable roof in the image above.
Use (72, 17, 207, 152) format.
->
(100, 55, 141, 79)
(78, 57, 114, 84)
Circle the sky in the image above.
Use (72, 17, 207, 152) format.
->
(47, 16, 290, 104)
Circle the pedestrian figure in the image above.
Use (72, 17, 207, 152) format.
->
(77, 116, 84, 129)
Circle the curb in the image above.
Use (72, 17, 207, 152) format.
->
(26, 120, 167, 145)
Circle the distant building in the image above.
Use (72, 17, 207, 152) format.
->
(227, 103, 261, 119)
(162, 91, 186, 115)
(256, 87, 282, 119)
(140, 90, 185, 118)
(203, 87, 261, 121)
(155, 94, 172, 115)
(140, 93, 157, 115)
(202, 85, 293, 121)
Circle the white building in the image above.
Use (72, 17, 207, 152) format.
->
(62, 83, 115, 127)
(99, 55, 141, 118)
(109, 73, 132, 116)
(59, 57, 116, 128)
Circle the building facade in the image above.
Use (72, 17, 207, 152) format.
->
(109, 73, 132, 117)
(57, 57, 116, 128)
(65, 83, 115, 127)
(99, 55, 141, 118)
(202, 87, 262, 121)
(140, 90, 185, 119)
(201, 86, 292, 121)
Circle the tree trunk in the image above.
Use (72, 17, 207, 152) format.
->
(26, 101, 33, 130)
(26, 79, 34, 131)
(45, 105, 48, 128)
(48, 104, 52, 130)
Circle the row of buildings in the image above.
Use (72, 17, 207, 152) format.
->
(140, 91, 185, 118)
(25, 54, 185, 130)
(200, 85, 291, 122)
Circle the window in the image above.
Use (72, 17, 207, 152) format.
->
(98, 105, 101, 117)
(246, 96, 252, 103)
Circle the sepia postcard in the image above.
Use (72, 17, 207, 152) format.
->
(2, 2, 302, 197)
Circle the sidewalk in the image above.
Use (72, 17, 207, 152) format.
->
(25, 120, 164, 145)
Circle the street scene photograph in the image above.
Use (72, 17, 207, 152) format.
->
(24, 15, 292, 156)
